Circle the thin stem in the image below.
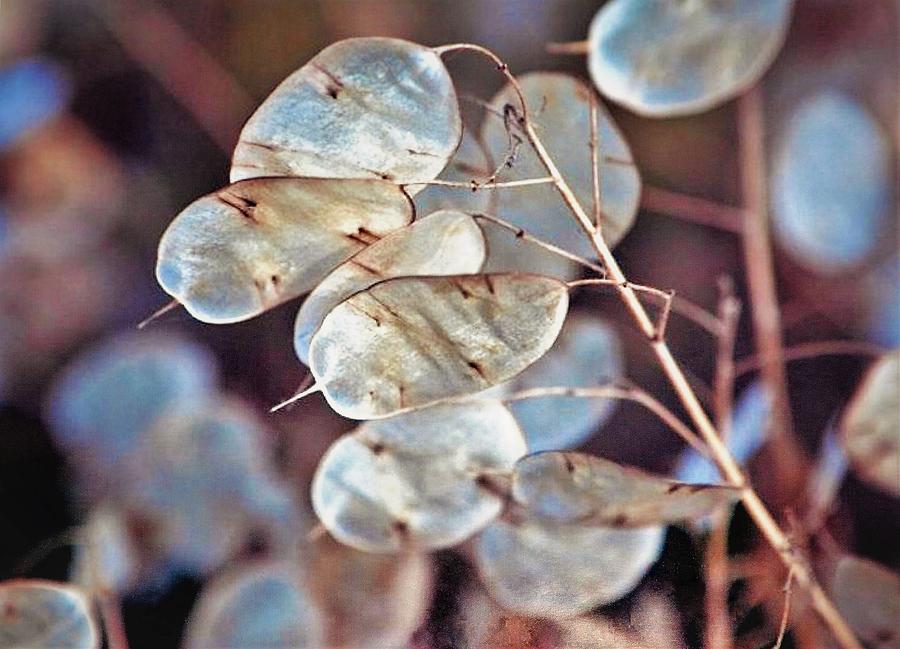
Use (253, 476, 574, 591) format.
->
(640, 184, 745, 234)
(588, 92, 603, 229)
(545, 40, 590, 55)
(404, 177, 554, 190)
(98, 591, 130, 649)
(734, 340, 887, 378)
(737, 87, 797, 452)
(137, 299, 181, 330)
(471, 212, 606, 274)
(502, 384, 708, 457)
(704, 278, 742, 649)
(772, 566, 796, 649)
(436, 43, 863, 649)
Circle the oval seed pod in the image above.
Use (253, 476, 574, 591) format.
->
(306, 532, 433, 649)
(312, 400, 526, 553)
(183, 561, 324, 649)
(587, 0, 793, 117)
(481, 72, 640, 279)
(309, 273, 569, 419)
(474, 517, 664, 618)
(771, 92, 891, 274)
(156, 177, 414, 324)
(294, 209, 486, 365)
(231, 37, 461, 188)
(44, 331, 217, 470)
(122, 398, 297, 575)
(840, 350, 900, 497)
(508, 315, 623, 451)
(512, 451, 741, 528)
(832, 556, 900, 649)
(0, 580, 99, 649)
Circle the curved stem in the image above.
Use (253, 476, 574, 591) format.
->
(502, 384, 708, 457)
(403, 177, 555, 190)
(436, 43, 864, 649)
(734, 340, 887, 378)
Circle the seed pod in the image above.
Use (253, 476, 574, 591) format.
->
(0, 580, 99, 649)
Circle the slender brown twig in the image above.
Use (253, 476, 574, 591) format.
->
(588, 92, 604, 229)
(404, 177, 555, 190)
(733, 340, 887, 378)
(137, 299, 181, 330)
(545, 40, 590, 55)
(640, 184, 745, 234)
(434, 43, 864, 649)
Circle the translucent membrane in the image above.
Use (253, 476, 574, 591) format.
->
(44, 331, 216, 468)
(832, 556, 900, 649)
(122, 399, 296, 574)
(156, 177, 414, 324)
(309, 273, 569, 419)
(675, 380, 770, 484)
(231, 37, 461, 188)
(481, 72, 640, 279)
(512, 451, 740, 527)
(0, 580, 98, 649)
(306, 532, 432, 649)
(183, 561, 324, 649)
(474, 516, 664, 618)
(312, 400, 526, 552)
(588, 0, 793, 117)
(294, 209, 486, 365)
(772, 92, 891, 274)
(840, 350, 900, 497)
(507, 315, 623, 451)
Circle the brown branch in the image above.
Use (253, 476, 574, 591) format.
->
(434, 44, 864, 649)
(733, 340, 887, 378)
(545, 40, 590, 55)
(640, 184, 745, 234)
(588, 92, 603, 229)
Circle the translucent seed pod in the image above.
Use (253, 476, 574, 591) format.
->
(0, 580, 99, 649)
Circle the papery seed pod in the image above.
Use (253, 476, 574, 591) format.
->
(0, 580, 99, 649)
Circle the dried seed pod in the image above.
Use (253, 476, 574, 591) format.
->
(306, 532, 432, 649)
(512, 451, 741, 527)
(231, 37, 461, 188)
(294, 209, 486, 365)
(312, 400, 525, 553)
(183, 561, 324, 649)
(309, 273, 569, 419)
(0, 580, 99, 649)
(588, 0, 793, 117)
(474, 516, 664, 618)
(481, 72, 640, 279)
(44, 332, 217, 469)
(772, 92, 891, 274)
(832, 556, 900, 649)
(156, 177, 414, 324)
(840, 350, 900, 497)
(508, 315, 623, 451)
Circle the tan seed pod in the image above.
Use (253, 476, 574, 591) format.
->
(308, 273, 569, 419)
(231, 37, 461, 189)
(156, 177, 414, 324)
(0, 580, 99, 649)
(832, 555, 900, 649)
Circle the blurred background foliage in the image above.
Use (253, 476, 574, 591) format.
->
(0, 1, 896, 648)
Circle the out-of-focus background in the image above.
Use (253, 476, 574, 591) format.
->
(0, 1, 897, 648)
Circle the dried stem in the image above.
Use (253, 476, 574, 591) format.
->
(704, 278, 742, 649)
(98, 590, 130, 649)
(471, 212, 605, 274)
(640, 184, 745, 234)
(137, 299, 181, 330)
(588, 92, 604, 229)
(772, 566, 796, 649)
(436, 43, 864, 649)
(404, 177, 555, 190)
(734, 339, 887, 378)
(737, 87, 800, 461)
(502, 384, 708, 457)
(545, 40, 590, 55)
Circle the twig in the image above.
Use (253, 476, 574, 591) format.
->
(733, 340, 887, 378)
(404, 177, 555, 190)
(434, 43, 864, 649)
(502, 384, 708, 457)
(737, 87, 798, 454)
(704, 278, 742, 649)
(654, 290, 676, 342)
(772, 566, 796, 649)
(545, 40, 590, 55)
(95, 0, 255, 153)
(588, 92, 603, 229)
(98, 590, 130, 649)
(471, 212, 605, 274)
(640, 184, 745, 234)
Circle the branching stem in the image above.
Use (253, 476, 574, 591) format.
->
(437, 43, 864, 649)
